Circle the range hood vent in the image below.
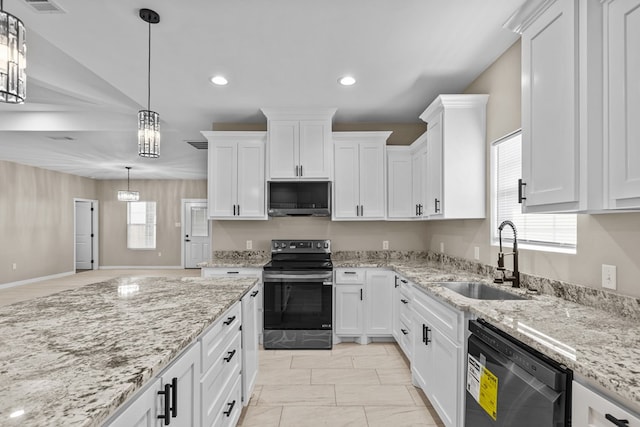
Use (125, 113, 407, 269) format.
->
(186, 140, 208, 150)
(23, 0, 65, 13)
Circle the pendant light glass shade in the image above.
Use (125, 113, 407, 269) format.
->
(138, 9, 160, 158)
(0, 0, 26, 104)
(117, 167, 140, 201)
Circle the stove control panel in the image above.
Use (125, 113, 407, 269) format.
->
(271, 239, 331, 253)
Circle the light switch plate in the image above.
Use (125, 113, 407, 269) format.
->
(602, 264, 617, 290)
(440, 242, 444, 253)
(382, 240, 389, 250)
(246, 240, 253, 250)
(474, 247, 480, 260)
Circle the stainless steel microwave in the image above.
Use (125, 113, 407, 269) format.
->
(268, 181, 331, 217)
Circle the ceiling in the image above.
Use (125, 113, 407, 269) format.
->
(0, 0, 523, 180)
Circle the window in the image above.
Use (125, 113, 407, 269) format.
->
(492, 131, 577, 252)
(127, 201, 156, 249)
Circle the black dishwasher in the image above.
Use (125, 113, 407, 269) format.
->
(465, 319, 572, 426)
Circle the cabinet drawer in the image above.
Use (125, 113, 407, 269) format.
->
(335, 269, 365, 283)
(201, 267, 261, 278)
(412, 288, 462, 344)
(210, 373, 243, 427)
(201, 334, 242, 427)
(200, 302, 242, 374)
(398, 317, 412, 359)
(572, 381, 640, 426)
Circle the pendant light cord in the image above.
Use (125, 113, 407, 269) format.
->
(147, 20, 151, 112)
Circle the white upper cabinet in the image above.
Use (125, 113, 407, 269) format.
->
(605, 0, 640, 209)
(261, 108, 336, 180)
(418, 94, 488, 220)
(333, 132, 390, 220)
(202, 131, 266, 220)
(508, 0, 604, 213)
(387, 147, 414, 219)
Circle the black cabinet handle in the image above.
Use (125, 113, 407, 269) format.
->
(419, 204, 423, 216)
(344, 271, 357, 275)
(295, 165, 299, 176)
(434, 198, 440, 213)
(233, 205, 236, 216)
(360, 288, 363, 300)
(401, 299, 409, 304)
(401, 329, 409, 335)
(237, 205, 240, 216)
(415, 204, 419, 216)
(425, 326, 432, 345)
(605, 414, 630, 426)
(223, 400, 237, 417)
(518, 178, 527, 203)
(157, 383, 171, 425)
(170, 377, 178, 419)
(400, 279, 408, 284)
(251, 290, 259, 297)
(300, 165, 303, 177)
(223, 315, 236, 325)
(227, 271, 239, 274)
(223, 349, 237, 362)
(422, 324, 426, 344)
(394, 276, 399, 288)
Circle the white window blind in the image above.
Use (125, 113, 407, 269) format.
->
(127, 201, 156, 249)
(492, 132, 577, 250)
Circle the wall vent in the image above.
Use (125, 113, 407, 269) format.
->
(23, 0, 65, 14)
(48, 136, 75, 141)
(186, 140, 208, 150)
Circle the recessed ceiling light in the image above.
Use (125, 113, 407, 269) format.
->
(338, 76, 356, 86)
(210, 75, 228, 86)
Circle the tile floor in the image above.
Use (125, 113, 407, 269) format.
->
(239, 343, 445, 427)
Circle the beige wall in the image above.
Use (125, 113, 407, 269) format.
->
(212, 218, 428, 252)
(98, 180, 206, 267)
(424, 39, 640, 298)
(0, 161, 98, 284)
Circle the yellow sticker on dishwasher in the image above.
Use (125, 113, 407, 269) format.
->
(466, 354, 498, 420)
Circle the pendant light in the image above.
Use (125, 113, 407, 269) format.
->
(0, 0, 26, 103)
(138, 8, 160, 158)
(117, 166, 140, 201)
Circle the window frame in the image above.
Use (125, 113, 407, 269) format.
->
(490, 129, 577, 254)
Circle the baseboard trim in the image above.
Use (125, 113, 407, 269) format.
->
(99, 266, 185, 270)
(0, 271, 76, 290)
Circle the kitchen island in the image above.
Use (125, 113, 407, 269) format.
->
(0, 276, 256, 427)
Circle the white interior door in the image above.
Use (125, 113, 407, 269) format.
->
(75, 201, 93, 270)
(184, 201, 210, 268)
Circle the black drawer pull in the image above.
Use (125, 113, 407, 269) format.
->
(223, 400, 236, 417)
(605, 414, 630, 426)
(227, 271, 239, 274)
(223, 349, 237, 362)
(401, 299, 409, 304)
(251, 290, 259, 297)
(344, 271, 357, 275)
(400, 279, 408, 284)
(401, 329, 409, 335)
(157, 383, 171, 425)
(223, 316, 236, 325)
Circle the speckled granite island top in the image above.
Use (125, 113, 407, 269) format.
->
(336, 259, 640, 411)
(0, 276, 256, 427)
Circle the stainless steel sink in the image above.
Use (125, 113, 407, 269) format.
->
(436, 281, 527, 300)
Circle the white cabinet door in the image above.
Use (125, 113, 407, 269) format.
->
(411, 145, 426, 218)
(572, 381, 640, 426)
(241, 283, 260, 406)
(208, 143, 237, 218)
(387, 149, 414, 219)
(365, 270, 393, 335)
(159, 343, 201, 427)
(607, 0, 640, 208)
(411, 311, 432, 391)
(429, 328, 460, 427)
(521, 0, 579, 211)
(299, 120, 332, 179)
(236, 142, 265, 218)
(334, 285, 364, 335)
(333, 141, 360, 219)
(107, 378, 160, 427)
(268, 121, 299, 179)
(425, 113, 443, 217)
(359, 142, 386, 219)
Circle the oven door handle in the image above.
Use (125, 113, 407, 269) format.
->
(263, 273, 333, 282)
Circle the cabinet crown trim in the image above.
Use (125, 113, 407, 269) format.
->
(503, 0, 557, 34)
(201, 131, 267, 142)
(419, 94, 489, 123)
(261, 107, 337, 120)
(332, 131, 393, 142)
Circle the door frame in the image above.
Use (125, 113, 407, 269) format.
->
(181, 198, 210, 268)
(73, 198, 99, 271)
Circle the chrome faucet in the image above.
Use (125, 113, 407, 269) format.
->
(494, 220, 520, 288)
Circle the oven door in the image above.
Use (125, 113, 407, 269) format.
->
(263, 271, 333, 331)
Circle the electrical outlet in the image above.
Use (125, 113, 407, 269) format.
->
(12, 263, 16, 270)
(382, 240, 389, 250)
(440, 242, 444, 253)
(474, 246, 480, 260)
(246, 240, 253, 250)
(602, 264, 617, 290)
(158, 252, 162, 257)
(175, 222, 181, 227)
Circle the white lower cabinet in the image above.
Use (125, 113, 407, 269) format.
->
(334, 269, 393, 342)
(241, 282, 260, 407)
(106, 377, 161, 427)
(392, 275, 413, 359)
(572, 381, 640, 426)
(411, 288, 466, 427)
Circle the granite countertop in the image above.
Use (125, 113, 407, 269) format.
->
(0, 276, 256, 427)
(336, 259, 640, 410)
